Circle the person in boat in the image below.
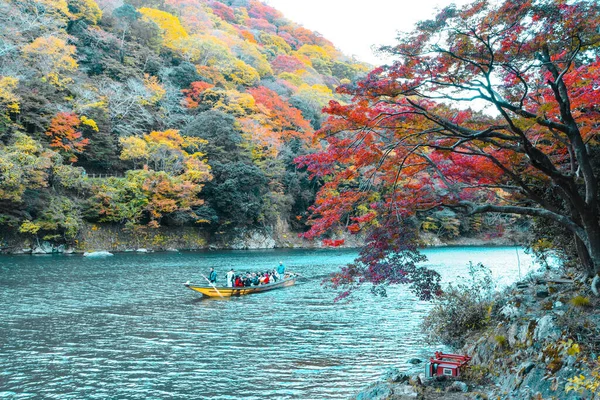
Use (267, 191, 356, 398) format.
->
(271, 269, 279, 282)
(277, 261, 285, 277)
(226, 268, 235, 287)
(263, 272, 270, 285)
(251, 273, 259, 286)
(208, 267, 217, 284)
(234, 275, 244, 287)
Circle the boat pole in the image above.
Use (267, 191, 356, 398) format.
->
(200, 273, 225, 299)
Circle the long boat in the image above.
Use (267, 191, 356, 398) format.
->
(184, 274, 298, 297)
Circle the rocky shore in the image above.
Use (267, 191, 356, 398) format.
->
(0, 221, 528, 255)
(352, 271, 600, 400)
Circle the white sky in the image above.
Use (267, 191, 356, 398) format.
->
(265, 0, 472, 65)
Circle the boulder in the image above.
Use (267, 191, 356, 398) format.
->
(447, 381, 469, 393)
(354, 384, 393, 400)
(381, 367, 408, 383)
(407, 358, 422, 365)
(536, 289, 550, 298)
(500, 303, 521, 319)
(32, 241, 54, 254)
(534, 315, 560, 341)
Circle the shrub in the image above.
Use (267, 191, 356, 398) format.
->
(570, 295, 591, 308)
(421, 263, 496, 347)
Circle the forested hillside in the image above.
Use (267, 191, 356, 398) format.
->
(0, 0, 369, 245)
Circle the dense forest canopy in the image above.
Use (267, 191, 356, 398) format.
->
(0, 0, 370, 242)
(297, 0, 600, 297)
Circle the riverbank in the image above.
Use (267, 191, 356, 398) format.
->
(0, 221, 529, 255)
(353, 268, 600, 400)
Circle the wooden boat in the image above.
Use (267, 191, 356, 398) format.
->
(184, 274, 298, 297)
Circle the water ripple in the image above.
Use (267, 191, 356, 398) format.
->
(0, 247, 537, 399)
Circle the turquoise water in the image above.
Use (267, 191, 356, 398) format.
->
(0, 247, 537, 399)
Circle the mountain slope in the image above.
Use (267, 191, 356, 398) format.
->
(0, 0, 369, 245)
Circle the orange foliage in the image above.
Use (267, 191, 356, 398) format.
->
(45, 112, 90, 162)
(182, 81, 214, 108)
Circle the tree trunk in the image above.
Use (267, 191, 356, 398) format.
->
(575, 234, 594, 277)
(582, 221, 600, 296)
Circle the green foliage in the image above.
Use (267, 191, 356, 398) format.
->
(20, 195, 82, 240)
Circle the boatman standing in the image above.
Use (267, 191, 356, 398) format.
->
(226, 268, 235, 287)
(277, 261, 285, 277)
(208, 267, 217, 284)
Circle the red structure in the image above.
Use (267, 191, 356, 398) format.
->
(426, 352, 471, 378)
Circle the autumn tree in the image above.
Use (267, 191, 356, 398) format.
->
(297, 0, 600, 296)
(45, 112, 92, 162)
(22, 36, 78, 86)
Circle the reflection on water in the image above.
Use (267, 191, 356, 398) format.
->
(0, 247, 537, 399)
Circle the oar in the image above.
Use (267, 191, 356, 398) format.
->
(199, 273, 225, 299)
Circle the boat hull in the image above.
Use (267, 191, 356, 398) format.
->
(185, 276, 297, 297)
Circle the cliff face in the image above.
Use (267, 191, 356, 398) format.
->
(0, 218, 366, 254)
(459, 276, 599, 399)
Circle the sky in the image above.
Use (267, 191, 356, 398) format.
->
(265, 0, 472, 65)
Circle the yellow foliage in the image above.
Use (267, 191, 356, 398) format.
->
(19, 221, 41, 235)
(22, 36, 78, 86)
(141, 74, 166, 105)
(119, 136, 149, 161)
(175, 35, 231, 66)
(67, 0, 102, 24)
(139, 7, 188, 49)
(0, 76, 20, 113)
(259, 33, 291, 55)
(13, 133, 44, 155)
(80, 116, 98, 131)
(278, 72, 303, 87)
(222, 59, 260, 86)
(37, 0, 71, 22)
(296, 44, 332, 61)
(213, 90, 256, 116)
(566, 358, 600, 396)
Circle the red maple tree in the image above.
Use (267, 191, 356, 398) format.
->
(297, 0, 600, 296)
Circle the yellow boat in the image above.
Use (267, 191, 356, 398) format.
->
(184, 274, 298, 297)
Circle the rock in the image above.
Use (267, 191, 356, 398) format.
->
(507, 323, 520, 347)
(392, 384, 419, 398)
(230, 230, 276, 249)
(32, 241, 54, 254)
(447, 381, 468, 393)
(83, 251, 113, 257)
(55, 245, 65, 253)
(501, 303, 521, 319)
(534, 315, 560, 341)
(166, 248, 179, 252)
(407, 358, 422, 365)
(64, 247, 75, 254)
(355, 384, 393, 400)
(536, 289, 549, 298)
(136, 248, 148, 253)
(409, 374, 422, 386)
(381, 367, 408, 383)
(553, 301, 564, 308)
(518, 361, 535, 376)
(21, 248, 32, 254)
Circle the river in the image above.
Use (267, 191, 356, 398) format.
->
(0, 246, 538, 399)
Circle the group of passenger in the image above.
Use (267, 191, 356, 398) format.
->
(207, 261, 287, 288)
